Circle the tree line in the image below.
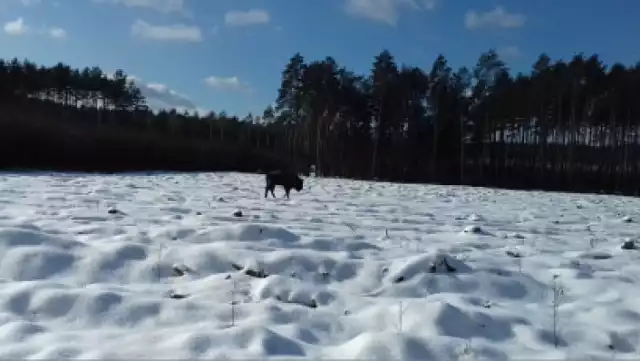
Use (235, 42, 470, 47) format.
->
(272, 50, 640, 195)
(1, 51, 639, 196)
(0, 58, 286, 173)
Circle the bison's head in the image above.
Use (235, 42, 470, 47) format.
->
(294, 176, 304, 191)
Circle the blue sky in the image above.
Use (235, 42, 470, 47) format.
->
(1, 0, 639, 117)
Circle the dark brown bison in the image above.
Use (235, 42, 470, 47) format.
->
(264, 170, 303, 199)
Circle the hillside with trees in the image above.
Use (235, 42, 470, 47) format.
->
(1, 50, 640, 195)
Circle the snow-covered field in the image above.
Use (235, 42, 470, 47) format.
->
(0, 172, 639, 360)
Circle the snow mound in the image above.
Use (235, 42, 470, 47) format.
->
(187, 224, 301, 245)
(387, 252, 473, 283)
(324, 331, 438, 361)
(252, 275, 334, 307)
(0, 227, 83, 250)
(461, 225, 492, 236)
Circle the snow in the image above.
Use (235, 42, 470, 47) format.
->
(0, 172, 639, 360)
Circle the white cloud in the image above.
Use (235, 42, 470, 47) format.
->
(465, 6, 526, 30)
(131, 19, 202, 42)
(423, 0, 436, 10)
(344, 0, 433, 25)
(47, 26, 67, 39)
(4, 17, 28, 35)
(125, 75, 200, 112)
(224, 9, 270, 27)
(19, 0, 41, 6)
(3, 17, 67, 39)
(92, 0, 186, 13)
(498, 45, 521, 60)
(203, 76, 250, 93)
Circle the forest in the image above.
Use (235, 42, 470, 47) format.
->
(1, 50, 639, 195)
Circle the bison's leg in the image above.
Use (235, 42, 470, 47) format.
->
(284, 186, 291, 199)
(265, 181, 275, 198)
(269, 185, 276, 198)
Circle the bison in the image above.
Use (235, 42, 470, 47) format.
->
(264, 170, 304, 199)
